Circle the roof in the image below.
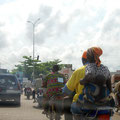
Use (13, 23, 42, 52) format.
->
(0, 73, 15, 76)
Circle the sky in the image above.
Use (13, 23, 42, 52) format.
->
(0, 0, 120, 72)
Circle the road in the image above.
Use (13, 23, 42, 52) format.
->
(0, 95, 48, 120)
(0, 94, 120, 120)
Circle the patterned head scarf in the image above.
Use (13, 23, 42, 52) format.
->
(82, 51, 87, 59)
(82, 51, 88, 65)
(87, 47, 103, 66)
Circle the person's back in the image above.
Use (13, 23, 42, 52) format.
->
(63, 47, 113, 116)
(82, 63, 111, 87)
(80, 47, 112, 104)
(42, 64, 66, 115)
(45, 71, 66, 97)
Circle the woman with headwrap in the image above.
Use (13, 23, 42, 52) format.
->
(80, 47, 112, 103)
(82, 51, 88, 65)
(63, 47, 113, 116)
(62, 50, 89, 114)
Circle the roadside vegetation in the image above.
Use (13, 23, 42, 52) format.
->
(11, 56, 65, 80)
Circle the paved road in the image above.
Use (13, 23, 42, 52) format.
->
(0, 95, 48, 120)
(0, 94, 120, 120)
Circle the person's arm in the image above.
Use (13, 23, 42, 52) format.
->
(62, 71, 77, 96)
(62, 84, 73, 96)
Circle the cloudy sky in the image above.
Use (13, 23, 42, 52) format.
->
(0, 0, 120, 72)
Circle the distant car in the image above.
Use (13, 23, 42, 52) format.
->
(0, 73, 21, 106)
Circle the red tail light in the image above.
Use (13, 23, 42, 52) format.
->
(98, 114, 110, 120)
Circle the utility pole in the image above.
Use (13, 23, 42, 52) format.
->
(27, 18, 40, 83)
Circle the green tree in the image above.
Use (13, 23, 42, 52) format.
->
(11, 56, 64, 81)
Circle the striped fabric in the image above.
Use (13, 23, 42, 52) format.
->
(43, 72, 66, 97)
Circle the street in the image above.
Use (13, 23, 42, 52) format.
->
(0, 94, 48, 120)
(0, 94, 120, 120)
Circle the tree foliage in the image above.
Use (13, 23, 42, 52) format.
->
(11, 56, 64, 81)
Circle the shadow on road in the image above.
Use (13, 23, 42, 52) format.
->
(0, 101, 20, 108)
(24, 96, 33, 100)
(33, 105, 43, 110)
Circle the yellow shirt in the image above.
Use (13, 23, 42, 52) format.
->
(66, 65, 86, 102)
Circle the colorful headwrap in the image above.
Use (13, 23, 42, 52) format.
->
(82, 51, 87, 59)
(82, 51, 88, 65)
(87, 47, 103, 66)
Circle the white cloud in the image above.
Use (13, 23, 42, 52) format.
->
(0, 0, 120, 72)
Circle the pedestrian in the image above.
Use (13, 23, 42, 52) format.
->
(32, 89, 36, 103)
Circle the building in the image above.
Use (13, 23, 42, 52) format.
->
(59, 64, 74, 82)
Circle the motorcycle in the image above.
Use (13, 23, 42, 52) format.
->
(63, 96, 74, 120)
(26, 87, 32, 100)
(45, 95, 63, 120)
(73, 101, 114, 120)
(36, 88, 44, 107)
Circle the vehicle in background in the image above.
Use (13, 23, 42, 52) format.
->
(26, 87, 32, 99)
(34, 77, 43, 92)
(36, 88, 43, 107)
(0, 73, 21, 106)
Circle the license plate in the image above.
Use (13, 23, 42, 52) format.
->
(98, 114, 110, 120)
